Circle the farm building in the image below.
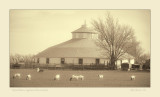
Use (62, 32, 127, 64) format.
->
(35, 24, 134, 68)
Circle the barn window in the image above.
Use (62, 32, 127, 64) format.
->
(79, 58, 83, 64)
(96, 59, 100, 65)
(46, 58, 49, 64)
(61, 58, 65, 64)
(37, 58, 39, 63)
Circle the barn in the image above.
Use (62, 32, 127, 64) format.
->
(34, 24, 134, 68)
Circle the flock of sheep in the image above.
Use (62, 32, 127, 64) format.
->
(12, 68, 136, 81)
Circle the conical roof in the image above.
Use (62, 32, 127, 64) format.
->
(36, 38, 134, 59)
(36, 24, 134, 59)
(36, 38, 105, 58)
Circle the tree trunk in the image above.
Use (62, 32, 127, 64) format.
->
(110, 52, 116, 70)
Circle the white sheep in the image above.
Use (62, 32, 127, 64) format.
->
(79, 75, 84, 80)
(70, 75, 84, 81)
(131, 75, 136, 80)
(54, 74, 60, 80)
(70, 75, 78, 81)
(13, 73, 21, 79)
(37, 68, 40, 72)
(37, 68, 44, 72)
(26, 74, 31, 80)
(128, 68, 131, 71)
(98, 74, 104, 79)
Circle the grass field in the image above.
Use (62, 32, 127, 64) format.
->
(10, 69, 150, 87)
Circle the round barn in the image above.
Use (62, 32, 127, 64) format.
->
(34, 24, 134, 68)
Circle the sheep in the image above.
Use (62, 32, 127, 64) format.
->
(131, 75, 136, 80)
(70, 75, 84, 81)
(98, 74, 104, 79)
(26, 74, 31, 80)
(70, 75, 78, 81)
(54, 74, 60, 80)
(37, 68, 44, 72)
(79, 75, 84, 80)
(128, 68, 131, 71)
(37, 68, 40, 72)
(13, 73, 21, 79)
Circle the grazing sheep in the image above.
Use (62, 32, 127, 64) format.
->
(26, 74, 31, 80)
(128, 68, 131, 71)
(37, 68, 40, 72)
(13, 73, 21, 79)
(37, 68, 44, 72)
(54, 74, 60, 80)
(70, 75, 84, 81)
(79, 75, 84, 80)
(131, 75, 136, 80)
(70, 75, 78, 81)
(98, 74, 104, 79)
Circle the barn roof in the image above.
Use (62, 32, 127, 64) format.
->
(36, 38, 105, 58)
(36, 38, 134, 59)
(36, 24, 134, 59)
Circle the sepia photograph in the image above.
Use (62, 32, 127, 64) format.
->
(9, 10, 150, 87)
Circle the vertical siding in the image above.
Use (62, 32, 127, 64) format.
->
(100, 59, 108, 64)
(39, 58, 46, 64)
(83, 58, 95, 65)
(50, 58, 60, 64)
(65, 58, 74, 64)
(37, 57, 133, 66)
(73, 58, 79, 65)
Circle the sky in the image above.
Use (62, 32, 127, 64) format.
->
(10, 10, 150, 55)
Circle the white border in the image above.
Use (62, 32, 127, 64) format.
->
(0, 0, 160, 97)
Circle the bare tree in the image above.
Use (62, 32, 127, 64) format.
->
(138, 53, 150, 65)
(10, 54, 35, 68)
(92, 13, 135, 69)
(23, 54, 35, 67)
(127, 39, 143, 63)
(127, 39, 150, 65)
(10, 54, 22, 64)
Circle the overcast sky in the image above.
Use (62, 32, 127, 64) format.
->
(10, 10, 150, 55)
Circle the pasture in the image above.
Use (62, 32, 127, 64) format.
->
(10, 69, 150, 87)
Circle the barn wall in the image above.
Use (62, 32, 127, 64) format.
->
(65, 58, 76, 64)
(122, 59, 129, 63)
(100, 59, 108, 65)
(116, 60, 121, 69)
(37, 57, 135, 66)
(37, 58, 109, 65)
(34, 58, 37, 63)
(130, 59, 134, 64)
(72, 58, 79, 65)
(83, 58, 95, 65)
(50, 58, 60, 64)
(39, 58, 46, 64)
